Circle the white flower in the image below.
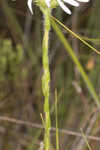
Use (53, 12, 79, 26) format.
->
(27, 0, 33, 14)
(45, 0, 51, 7)
(54, 0, 90, 15)
(27, 0, 90, 15)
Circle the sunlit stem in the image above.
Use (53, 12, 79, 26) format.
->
(42, 8, 51, 150)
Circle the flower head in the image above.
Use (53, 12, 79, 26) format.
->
(27, 0, 90, 15)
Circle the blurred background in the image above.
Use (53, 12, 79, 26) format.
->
(0, 0, 100, 149)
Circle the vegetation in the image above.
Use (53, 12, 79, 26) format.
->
(0, 0, 100, 150)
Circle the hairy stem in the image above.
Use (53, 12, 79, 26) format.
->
(42, 9, 51, 150)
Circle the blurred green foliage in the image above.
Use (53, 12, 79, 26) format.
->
(0, 39, 25, 82)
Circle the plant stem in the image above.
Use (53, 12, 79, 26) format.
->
(42, 9, 51, 150)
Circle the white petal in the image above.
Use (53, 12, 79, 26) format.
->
(45, 0, 51, 7)
(63, 0, 79, 7)
(77, 0, 90, 2)
(57, 0, 72, 14)
(27, 0, 33, 14)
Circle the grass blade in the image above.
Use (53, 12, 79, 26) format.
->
(51, 16, 100, 55)
(51, 18, 100, 109)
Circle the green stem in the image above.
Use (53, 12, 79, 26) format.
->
(42, 9, 51, 150)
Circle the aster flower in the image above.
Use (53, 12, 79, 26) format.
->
(56, 0, 90, 15)
(27, 0, 90, 15)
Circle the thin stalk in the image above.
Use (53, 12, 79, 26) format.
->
(80, 129, 92, 150)
(51, 16, 100, 55)
(42, 9, 51, 150)
(51, 19, 100, 109)
(55, 90, 59, 150)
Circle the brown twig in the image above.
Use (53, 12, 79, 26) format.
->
(0, 116, 100, 142)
